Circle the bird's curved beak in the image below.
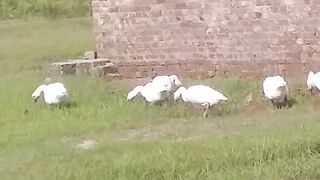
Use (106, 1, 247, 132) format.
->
(33, 97, 39, 103)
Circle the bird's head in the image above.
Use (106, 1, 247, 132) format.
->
(170, 75, 182, 87)
(173, 87, 187, 101)
(127, 86, 143, 101)
(32, 93, 40, 103)
(32, 84, 46, 103)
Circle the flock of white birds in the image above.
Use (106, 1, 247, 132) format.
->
(31, 71, 320, 118)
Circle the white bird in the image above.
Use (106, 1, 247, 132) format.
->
(151, 75, 182, 95)
(262, 75, 289, 108)
(174, 85, 228, 118)
(127, 81, 169, 105)
(32, 82, 68, 105)
(307, 71, 320, 94)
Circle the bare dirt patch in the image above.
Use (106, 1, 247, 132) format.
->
(75, 139, 98, 150)
(243, 103, 267, 115)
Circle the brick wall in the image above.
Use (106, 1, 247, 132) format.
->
(91, 0, 320, 78)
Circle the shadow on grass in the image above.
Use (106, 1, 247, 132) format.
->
(271, 97, 297, 109)
(288, 98, 297, 108)
(47, 101, 78, 110)
(64, 101, 78, 109)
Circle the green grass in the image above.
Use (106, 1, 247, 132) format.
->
(1, 18, 320, 179)
(0, 0, 90, 20)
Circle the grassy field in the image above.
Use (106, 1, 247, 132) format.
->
(1, 18, 320, 179)
(0, 0, 90, 19)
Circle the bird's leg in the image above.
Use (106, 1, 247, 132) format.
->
(275, 101, 281, 109)
(165, 97, 170, 104)
(284, 95, 289, 109)
(202, 103, 210, 118)
(271, 99, 278, 108)
(310, 87, 315, 96)
(271, 99, 280, 109)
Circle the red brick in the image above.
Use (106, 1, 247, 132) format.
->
(92, 0, 320, 79)
(156, 0, 165, 3)
(175, 3, 186, 9)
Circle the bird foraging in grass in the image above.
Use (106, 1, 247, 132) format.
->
(304, 71, 320, 111)
(174, 85, 228, 118)
(127, 81, 170, 105)
(306, 71, 320, 95)
(262, 75, 289, 109)
(32, 82, 68, 106)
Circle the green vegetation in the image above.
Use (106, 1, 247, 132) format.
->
(0, 0, 90, 19)
(1, 18, 320, 179)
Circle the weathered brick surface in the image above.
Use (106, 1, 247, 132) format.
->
(91, 0, 320, 78)
(114, 60, 320, 80)
(50, 59, 113, 75)
(50, 58, 320, 80)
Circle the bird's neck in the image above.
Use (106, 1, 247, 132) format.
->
(179, 88, 188, 102)
(132, 86, 144, 98)
(36, 84, 47, 94)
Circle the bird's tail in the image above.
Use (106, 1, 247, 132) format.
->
(307, 71, 316, 89)
(220, 94, 228, 101)
(60, 91, 68, 97)
(57, 93, 68, 101)
(277, 85, 289, 97)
